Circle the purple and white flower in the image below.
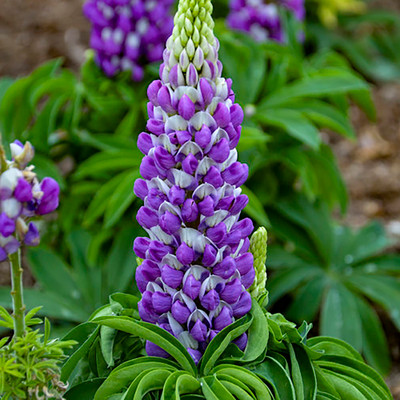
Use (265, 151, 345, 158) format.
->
(133, 0, 255, 363)
(227, 0, 305, 43)
(83, 0, 174, 80)
(0, 141, 60, 261)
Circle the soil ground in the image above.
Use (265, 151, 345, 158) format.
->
(0, 0, 399, 395)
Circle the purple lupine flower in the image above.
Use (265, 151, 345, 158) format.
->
(133, 0, 255, 364)
(0, 141, 60, 261)
(83, 0, 174, 81)
(227, 0, 305, 43)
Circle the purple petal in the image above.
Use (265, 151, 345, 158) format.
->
(176, 243, 195, 265)
(172, 300, 191, 324)
(202, 244, 217, 267)
(187, 348, 202, 364)
(213, 103, 230, 128)
(160, 211, 181, 234)
(133, 237, 151, 258)
(14, 178, 32, 202)
(241, 267, 255, 289)
(207, 222, 227, 245)
(230, 104, 244, 126)
(203, 166, 223, 188)
(148, 241, 171, 262)
(181, 199, 199, 223)
(140, 156, 159, 180)
(146, 341, 170, 358)
(147, 80, 162, 105)
(220, 278, 242, 304)
(0, 212, 15, 237)
(178, 94, 196, 120)
(198, 196, 214, 217)
(168, 185, 185, 205)
(233, 291, 252, 318)
(133, 179, 148, 200)
(136, 206, 159, 229)
(213, 256, 236, 279)
(199, 78, 214, 106)
(135, 260, 160, 293)
(154, 146, 176, 170)
(222, 162, 248, 186)
(182, 154, 198, 175)
(195, 125, 212, 148)
(235, 253, 254, 275)
(183, 274, 201, 300)
(152, 291, 172, 314)
(233, 333, 248, 351)
(208, 138, 230, 163)
(190, 319, 208, 342)
(213, 306, 233, 331)
(200, 289, 220, 311)
(24, 222, 40, 247)
(137, 132, 154, 155)
(161, 265, 183, 288)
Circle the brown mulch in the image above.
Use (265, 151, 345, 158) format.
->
(0, 0, 400, 396)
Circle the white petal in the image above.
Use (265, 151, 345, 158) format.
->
(148, 177, 171, 195)
(178, 331, 198, 349)
(195, 157, 215, 177)
(192, 183, 216, 200)
(204, 210, 229, 227)
(165, 115, 188, 133)
(167, 313, 184, 337)
(152, 134, 177, 154)
(189, 111, 216, 131)
(180, 228, 211, 252)
(177, 141, 203, 157)
(2, 198, 21, 218)
(173, 86, 200, 103)
(159, 201, 182, 218)
(172, 169, 193, 189)
(199, 275, 225, 298)
(183, 265, 210, 282)
(173, 291, 197, 312)
(146, 226, 174, 245)
(0, 168, 22, 192)
(161, 254, 184, 270)
(221, 149, 238, 170)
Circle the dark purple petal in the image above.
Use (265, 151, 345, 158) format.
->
(0, 247, 7, 262)
(178, 94, 195, 120)
(140, 156, 159, 180)
(24, 222, 40, 247)
(133, 237, 151, 258)
(148, 241, 171, 262)
(198, 196, 214, 217)
(221, 162, 248, 186)
(135, 260, 160, 293)
(213, 256, 236, 279)
(147, 188, 167, 210)
(147, 80, 162, 105)
(146, 341, 170, 358)
(207, 222, 227, 245)
(187, 348, 202, 364)
(160, 211, 181, 234)
(133, 179, 148, 200)
(200, 289, 220, 311)
(199, 78, 214, 105)
(202, 244, 217, 267)
(190, 320, 208, 342)
(0, 212, 15, 237)
(220, 278, 242, 304)
(152, 291, 172, 314)
(182, 154, 198, 175)
(233, 291, 252, 318)
(241, 267, 255, 289)
(230, 104, 244, 126)
(181, 199, 199, 223)
(176, 130, 192, 145)
(37, 178, 60, 215)
(235, 252, 253, 275)
(213, 306, 232, 331)
(154, 146, 176, 170)
(213, 103, 230, 128)
(217, 196, 234, 211)
(172, 300, 191, 324)
(208, 138, 230, 163)
(137, 132, 153, 155)
(157, 85, 175, 113)
(230, 194, 249, 214)
(183, 274, 201, 300)
(136, 206, 159, 229)
(176, 243, 195, 265)
(233, 333, 248, 351)
(203, 166, 223, 188)
(147, 119, 165, 135)
(168, 185, 185, 205)
(14, 178, 32, 202)
(195, 125, 212, 148)
(161, 264, 184, 288)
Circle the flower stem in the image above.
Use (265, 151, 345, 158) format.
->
(9, 250, 25, 338)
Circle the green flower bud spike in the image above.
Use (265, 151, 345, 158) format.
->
(248, 227, 268, 299)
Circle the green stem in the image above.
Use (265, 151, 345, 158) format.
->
(9, 250, 25, 338)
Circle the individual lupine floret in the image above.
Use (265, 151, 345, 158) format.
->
(133, 0, 255, 364)
(0, 141, 59, 261)
(248, 226, 267, 298)
(83, 0, 174, 81)
(227, 0, 305, 43)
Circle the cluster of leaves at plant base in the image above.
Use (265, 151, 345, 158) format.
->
(266, 193, 400, 375)
(60, 294, 392, 400)
(0, 307, 75, 399)
(0, 226, 140, 329)
(307, 9, 400, 83)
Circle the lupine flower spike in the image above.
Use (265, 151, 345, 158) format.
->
(227, 0, 305, 43)
(248, 226, 267, 299)
(0, 140, 60, 261)
(83, 0, 174, 81)
(133, 0, 255, 364)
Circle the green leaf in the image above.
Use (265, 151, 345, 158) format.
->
(255, 108, 321, 149)
(94, 316, 196, 374)
(95, 358, 178, 400)
(200, 376, 236, 400)
(61, 324, 100, 382)
(65, 378, 105, 400)
(354, 296, 391, 375)
(28, 247, 82, 305)
(199, 313, 252, 375)
(104, 170, 138, 228)
(263, 70, 370, 108)
(253, 356, 296, 400)
(241, 186, 270, 228)
(320, 283, 363, 351)
(161, 371, 201, 400)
